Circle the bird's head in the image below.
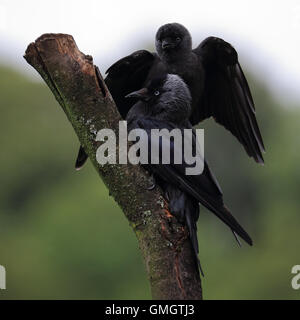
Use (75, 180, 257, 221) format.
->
(155, 23, 192, 60)
(125, 73, 192, 122)
(125, 74, 167, 103)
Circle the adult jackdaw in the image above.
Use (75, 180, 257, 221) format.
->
(125, 73, 252, 275)
(76, 23, 265, 168)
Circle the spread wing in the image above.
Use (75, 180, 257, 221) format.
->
(133, 117, 252, 246)
(75, 50, 158, 170)
(193, 37, 265, 164)
(105, 50, 159, 118)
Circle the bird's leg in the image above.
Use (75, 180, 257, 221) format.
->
(147, 174, 156, 190)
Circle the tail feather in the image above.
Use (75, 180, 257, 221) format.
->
(217, 206, 252, 246)
(75, 145, 88, 170)
(232, 230, 242, 247)
(202, 197, 253, 246)
(161, 162, 253, 246)
(185, 202, 204, 277)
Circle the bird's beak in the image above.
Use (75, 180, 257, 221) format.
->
(125, 88, 150, 101)
(162, 39, 175, 50)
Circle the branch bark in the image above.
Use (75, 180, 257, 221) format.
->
(24, 33, 202, 300)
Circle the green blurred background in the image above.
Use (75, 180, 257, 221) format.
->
(0, 57, 299, 299)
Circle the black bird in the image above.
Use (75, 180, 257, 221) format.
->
(75, 23, 265, 169)
(125, 73, 252, 275)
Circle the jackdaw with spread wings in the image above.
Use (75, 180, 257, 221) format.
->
(75, 22, 265, 169)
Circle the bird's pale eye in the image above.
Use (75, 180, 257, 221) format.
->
(154, 90, 160, 96)
(176, 37, 181, 42)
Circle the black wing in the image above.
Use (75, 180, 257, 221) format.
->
(75, 50, 158, 170)
(134, 117, 252, 246)
(75, 145, 88, 170)
(105, 50, 159, 118)
(193, 37, 265, 164)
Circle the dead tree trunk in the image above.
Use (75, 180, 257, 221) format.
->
(24, 33, 202, 300)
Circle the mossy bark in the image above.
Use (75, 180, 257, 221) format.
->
(24, 34, 202, 300)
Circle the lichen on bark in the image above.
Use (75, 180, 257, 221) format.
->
(24, 33, 202, 300)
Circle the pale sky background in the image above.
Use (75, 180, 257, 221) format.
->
(0, 0, 300, 104)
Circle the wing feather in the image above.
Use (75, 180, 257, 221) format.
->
(133, 117, 252, 245)
(105, 50, 158, 118)
(74, 50, 157, 169)
(193, 37, 265, 163)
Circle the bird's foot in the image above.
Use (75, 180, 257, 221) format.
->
(147, 174, 156, 190)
